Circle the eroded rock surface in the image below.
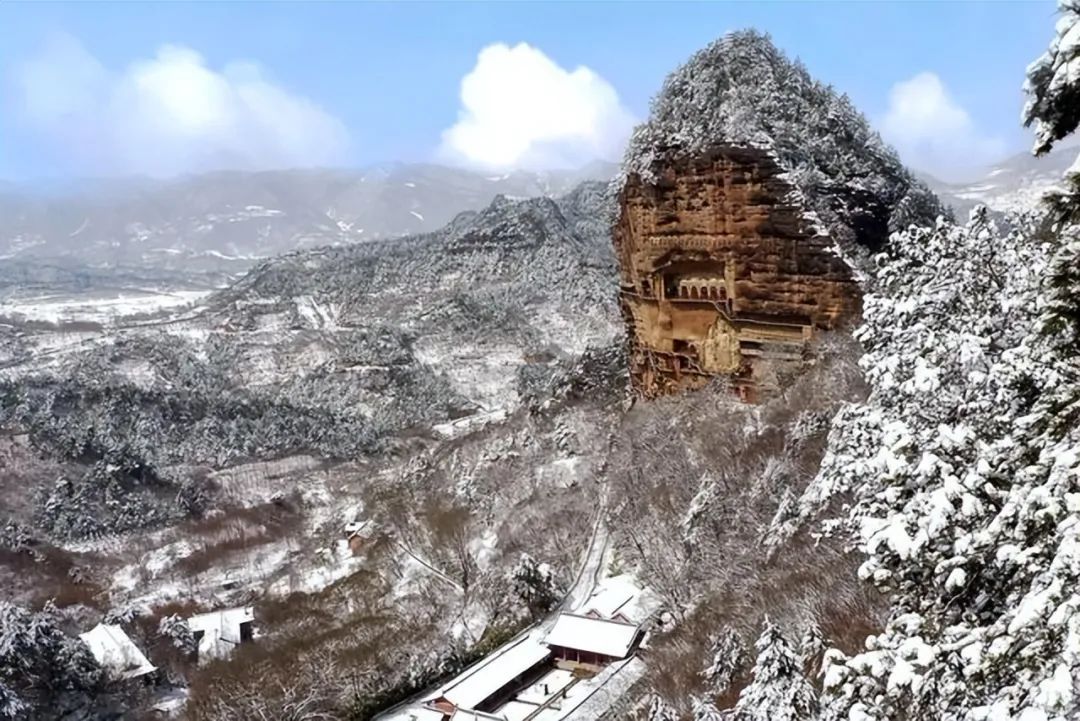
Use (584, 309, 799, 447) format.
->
(615, 146, 860, 398)
(614, 30, 946, 399)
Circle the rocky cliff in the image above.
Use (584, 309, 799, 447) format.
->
(616, 146, 860, 397)
(616, 31, 943, 397)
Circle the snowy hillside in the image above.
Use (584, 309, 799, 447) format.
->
(0, 179, 638, 721)
(0, 183, 621, 533)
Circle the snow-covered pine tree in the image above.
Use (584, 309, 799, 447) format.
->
(646, 694, 679, 721)
(0, 601, 103, 715)
(691, 696, 726, 721)
(1024, 0, 1080, 155)
(509, 553, 560, 617)
(733, 622, 818, 721)
(794, 4, 1080, 718)
(0, 682, 25, 721)
(51, 636, 100, 692)
(682, 474, 721, 548)
(798, 624, 826, 677)
(103, 603, 141, 626)
(797, 203, 1080, 719)
(702, 627, 746, 695)
(159, 613, 196, 654)
(1026, 1, 1080, 362)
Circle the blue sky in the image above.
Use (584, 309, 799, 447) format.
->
(0, 1, 1059, 182)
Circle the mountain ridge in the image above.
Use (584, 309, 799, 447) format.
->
(0, 162, 618, 288)
(919, 142, 1078, 217)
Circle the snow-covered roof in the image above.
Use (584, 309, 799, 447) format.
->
(186, 606, 255, 660)
(543, 614, 641, 659)
(151, 688, 189, 716)
(79, 623, 156, 680)
(430, 635, 551, 711)
(449, 710, 505, 721)
(578, 574, 659, 625)
(377, 707, 444, 721)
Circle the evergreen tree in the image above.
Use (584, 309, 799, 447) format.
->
(702, 627, 746, 695)
(733, 623, 818, 721)
(0, 601, 103, 716)
(692, 696, 725, 721)
(798, 204, 1080, 719)
(159, 614, 197, 655)
(646, 695, 679, 721)
(0, 681, 25, 721)
(509, 553, 560, 617)
(798, 624, 826, 677)
(1023, 0, 1080, 154)
(800, 7, 1080, 719)
(103, 604, 141, 626)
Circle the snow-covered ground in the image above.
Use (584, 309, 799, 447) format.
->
(414, 339, 523, 412)
(950, 176, 1066, 214)
(0, 289, 210, 325)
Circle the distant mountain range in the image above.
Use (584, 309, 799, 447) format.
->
(0, 161, 617, 293)
(921, 142, 1078, 219)
(2, 144, 1077, 299)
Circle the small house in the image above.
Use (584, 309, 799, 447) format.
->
(185, 606, 255, 662)
(542, 574, 657, 671)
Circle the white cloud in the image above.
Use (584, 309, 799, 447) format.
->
(878, 72, 1006, 182)
(10, 34, 350, 177)
(439, 42, 635, 170)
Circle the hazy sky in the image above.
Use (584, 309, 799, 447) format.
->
(0, 1, 1058, 182)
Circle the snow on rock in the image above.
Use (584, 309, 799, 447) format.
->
(621, 30, 945, 251)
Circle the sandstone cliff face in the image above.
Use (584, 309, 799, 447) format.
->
(615, 145, 861, 398)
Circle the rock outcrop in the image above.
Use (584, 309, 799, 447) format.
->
(616, 31, 944, 398)
(616, 146, 859, 397)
